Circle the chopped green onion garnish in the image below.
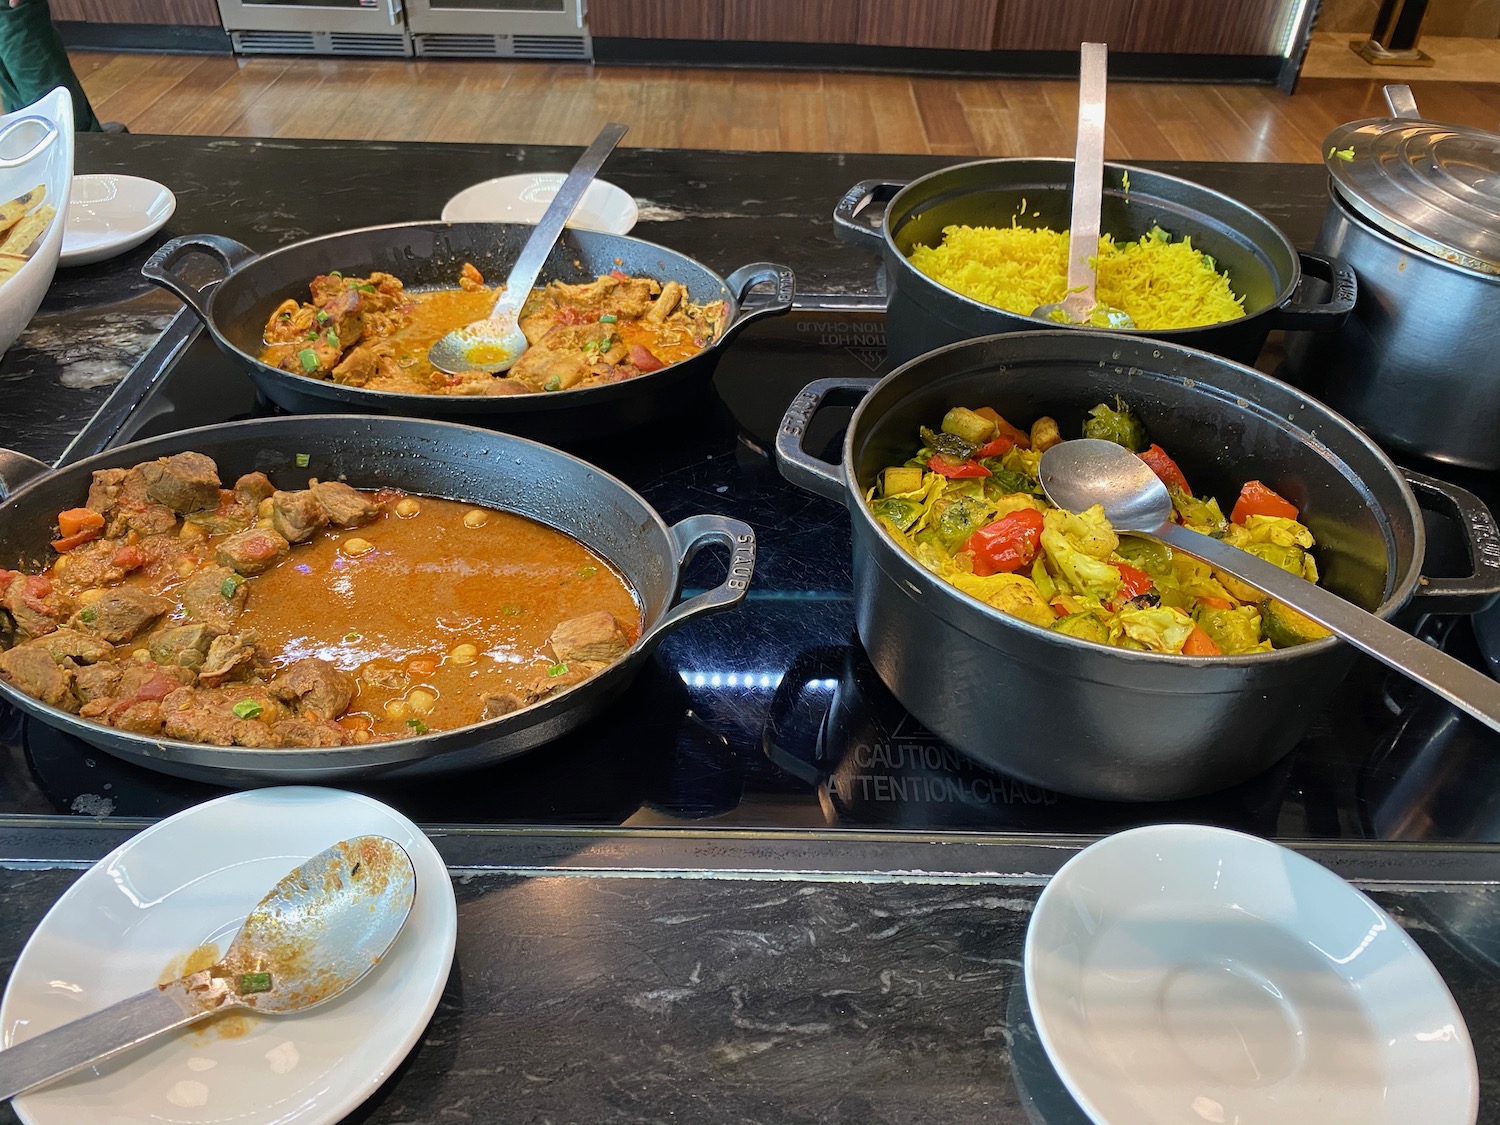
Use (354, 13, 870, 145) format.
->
(576, 565, 597, 578)
(305, 329, 319, 340)
(316, 310, 329, 323)
(406, 718, 428, 735)
(326, 331, 339, 348)
(547, 662, 568, 678)
(232, 699, 263, 720)
(79, 606, 96, 623)
(299, 348, 318, 373)
(598, 313, 617, 323)
(239, 971, 272, 993)
(295, 453, 310, 468)
(329, 270, 342, 278)
(344, 630, 361, 642)
(544, 376, 561, 392)
(357, 284, 376, 293)
(220, 576, 243, 598)
(502, 604, 521, 616)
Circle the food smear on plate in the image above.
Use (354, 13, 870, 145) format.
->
(907, 223, 1245, 330)
(865, 399, 1329, 655)
(0, 452, 642, 746)
(258, 262, 726, 395)
(0, 184, 56, 287)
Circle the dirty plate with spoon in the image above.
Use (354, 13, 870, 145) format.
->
(0, 787, 458, 1125)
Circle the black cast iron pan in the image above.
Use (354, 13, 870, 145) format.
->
(0, 415, 756, 786)
(142, 223, 796, 439)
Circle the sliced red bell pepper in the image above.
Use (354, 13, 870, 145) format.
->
(630, 343, 665, 373)
(928, 455, 991, 479)
(972, 407, 1032, 449)
(1114, 561, 1155, 600)
(1182, 625, 1223, 656)
(975, 435, 1014, 459)
(963, 507, 1046, 576)
(1231, 480, 1299, 524)
(1139, 444, 1191, 496)
(609, 268, 629, 281)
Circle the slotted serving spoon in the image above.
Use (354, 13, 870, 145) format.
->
(1039, 438, 1500, 735)
(428, 121, 629, 376)
(1032, 44, 1134, 330)
(0, 835, 416, 1101)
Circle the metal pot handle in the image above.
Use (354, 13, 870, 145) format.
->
(142, 234, 259, 322)
(0, 449, 50, 502)
(637, 514, 757, 652)
(1404, 468, 1500, 613)
(774, 377, 877, 504)
(759, 645, 846, 788)
(1268, 251, 1357, 333)
(721, 262, 796, 341)
(833, 179, 907, 251)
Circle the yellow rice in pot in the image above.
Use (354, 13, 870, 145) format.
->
(907, 222, 1245, 331)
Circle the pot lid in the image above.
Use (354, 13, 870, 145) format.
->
(1323, 110, 1500, 276)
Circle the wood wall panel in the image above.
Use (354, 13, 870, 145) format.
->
(1126, 0, 1296, 53)
(855, 0, 998, 49)
(722, 0, 862, 43)
(991, 0, 1134, 50)
(51, 0, 221, 25)
(586, 0, 721, 39)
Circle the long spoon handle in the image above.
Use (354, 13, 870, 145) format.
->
(0, 980, 214, 1101)
(1152, 520, 1500, 734)
(1063, 43, 1108, 316)
(492, 121, 629, 315)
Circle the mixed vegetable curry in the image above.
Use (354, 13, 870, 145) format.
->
(0, 452, 641, 747)
(866, 399, 1331, 655)
(258, 263, 726, 396)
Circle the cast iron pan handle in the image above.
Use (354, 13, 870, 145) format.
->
(637, 514, 756, 652)
(142, 234, 259, 322)
(774, 377, 879, 505)
(833, 180, 907, 251)
(0, 449, 50, 502)
(1269, 251, 1357, 333)
(759, 645, 846, 788)
(1405, 468, 1500, 613)
(721, 262, 796, 341)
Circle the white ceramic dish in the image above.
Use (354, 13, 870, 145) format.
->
(1024, 824, 1477, 1125)
(61, 173, 175, 267)
(442, 172, 638, 234)
(0, 87, 73, 358)
(0, 787, 457, 1125)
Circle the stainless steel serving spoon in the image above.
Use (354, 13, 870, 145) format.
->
(1032, 44, 1135, 330)
(428, 121, 629, 376)
(0, 835, 416, 1101)
(1039, 438, 1500, 734)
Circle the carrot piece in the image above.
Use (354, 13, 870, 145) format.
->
(1182, 625, 1223, 656)
(51, 527, 102, 553)
(56, 508, 104, 538)
(972, 407, 1031, 449)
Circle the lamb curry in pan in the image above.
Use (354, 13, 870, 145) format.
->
(0, 452, 642, 748)
(258, 263, 726, 396)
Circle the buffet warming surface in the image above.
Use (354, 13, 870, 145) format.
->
(0, 135, 1498, 1125)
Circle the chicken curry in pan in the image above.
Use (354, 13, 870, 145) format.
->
(0, 452, 642, 748)
(258, 263, 726, 396)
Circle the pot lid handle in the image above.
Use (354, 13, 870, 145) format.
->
(1383, 84, 1420, 119)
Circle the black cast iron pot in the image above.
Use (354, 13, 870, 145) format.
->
(143, 224, 795, 439)
(0, 415, 755, 786)
(774, 331, 1500, 802)
(834, 159, 1356, 367)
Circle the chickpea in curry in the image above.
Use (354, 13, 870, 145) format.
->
(258, 263, 726, 396)
(0, 452, 642, 748)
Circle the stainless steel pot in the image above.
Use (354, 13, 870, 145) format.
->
(834, 158, 1356, 368)
(1284, 187, 1500, 470)
(0, 415, 755, 786)
(774, 331, 1500, 802)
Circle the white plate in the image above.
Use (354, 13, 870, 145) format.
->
(60, 173, 175, 267)
(442, 172, 638, 234)
(1, 787, 457, 1125)
(1024, 824, 1477, 1125)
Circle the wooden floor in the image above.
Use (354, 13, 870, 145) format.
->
(71, 46, 1500, 163)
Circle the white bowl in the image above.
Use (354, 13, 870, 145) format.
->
(1024, 824, 1478, 1125)
(61, 173, 175, 267)
(0, 87, 73, 358)
(441, 172, 638, 234)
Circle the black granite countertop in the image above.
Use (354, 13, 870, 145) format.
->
(1, 135, 1497, 1124)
